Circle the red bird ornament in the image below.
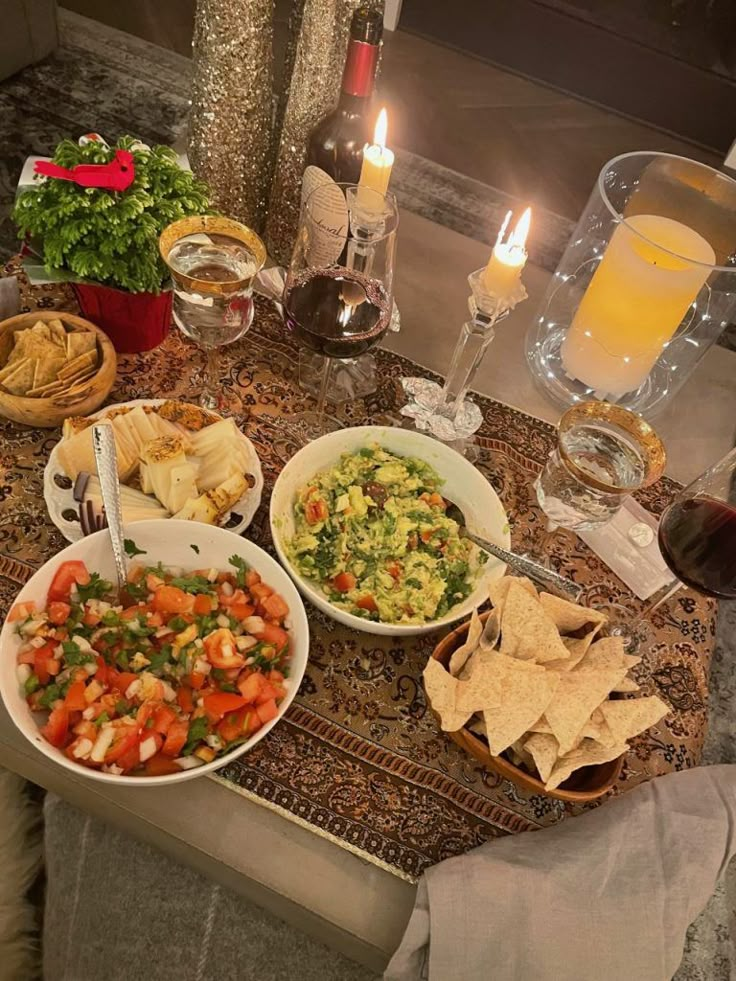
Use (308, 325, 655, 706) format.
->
(34, 149, 135, 192)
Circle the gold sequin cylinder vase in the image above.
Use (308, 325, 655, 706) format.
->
(265, 0, 379, 264)
(188, 0, 276, 233)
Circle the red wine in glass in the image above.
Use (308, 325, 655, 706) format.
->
(658, 494, 736, 600)
(284, 267, 391, 359)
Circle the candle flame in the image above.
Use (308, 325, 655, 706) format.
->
(374, 108, 388, 149)
(495, 211, 512, 248)
(509, 207, 532, 251)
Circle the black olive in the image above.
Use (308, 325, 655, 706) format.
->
(362, 481, 388, 508)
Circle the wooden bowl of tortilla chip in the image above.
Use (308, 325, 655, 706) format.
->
(431, 612, 625, 803)
(0, 312, 116, 428)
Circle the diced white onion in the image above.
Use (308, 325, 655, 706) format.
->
(72, 738, 93, 759)
(104, 764, 123, 775)
(207, 568, 218, 583)
(161, 681, 176, 702)
(71, 635, 92, 652)
(243, 616, 264, 635)
(16, 664, 31, 685)
(29, 636, 47, 649)
(245, 656, 255, 666)
(90, 727, 115, 762)
(193, 657, 211, 675)
(82, 706, 96, 720)
(216, 614, 230, 628)
(236, 636, 257, 652)
(205, 733, 222, 750)
(139, 735, 158, 762)
(194, 638, 204, 649)
(174, 756, 204, 769)
(53, 644, 64, 660)
(155, 626, 174, 638)
(221, 643, 234, 659)
(220, 581, 234, 597)
(125, 680, 142, 699)
(83, 662, 98, 676)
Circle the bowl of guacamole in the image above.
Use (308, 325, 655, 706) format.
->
(270, 428, 510, 636)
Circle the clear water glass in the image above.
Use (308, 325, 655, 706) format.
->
(535, 402, 666, 533)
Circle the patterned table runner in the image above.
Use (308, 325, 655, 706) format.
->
(0, 261, 716, 882)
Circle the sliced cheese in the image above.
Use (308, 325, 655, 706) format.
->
(140, 436, 199, 513)
(57, 427, 136, 482)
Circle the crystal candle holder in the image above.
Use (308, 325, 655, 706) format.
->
(401, 269, 527, 441)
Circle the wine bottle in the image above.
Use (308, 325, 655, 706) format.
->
(305, 5, 383, 185)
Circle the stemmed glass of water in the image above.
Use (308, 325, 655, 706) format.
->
(160, 216, 266, 412)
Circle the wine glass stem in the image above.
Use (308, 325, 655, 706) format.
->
(201, 346, 219, 410)
(315, 357, 333, 433)
(633, 579, 683, 628)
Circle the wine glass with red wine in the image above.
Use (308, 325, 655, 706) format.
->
(283, 182, 398, 438)
(614, 446, 736, 650)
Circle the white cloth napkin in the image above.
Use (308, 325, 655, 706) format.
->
(385, 765, 736, 981)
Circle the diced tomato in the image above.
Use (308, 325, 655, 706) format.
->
(146, 612, 164, 628)
(48, 561, 90, 603)
(33, 643, 57, 686)
(121, 604, 151, 621)
(420, 530, 433, 543)
(72, 719, 97, 741)
(251, 621, 289, 652)
(193, 594, 214, 616)
(260, 593, 289, 621)
(82, 609, 102, 626)
(152, 704, 177, 735)
(152, 586, 194, 615)
(161, 719, 189, 757)
(115, 741, 141, 773)
(356, 595, 378, 612)
(176, 686, 194, 714)
(188, 670, 206, 690)
(203, 628, 244, 670)
(250, 581, 274, 602)
(203, 691, 247, 722)
(386, 561, 402, 580)
(230, 601, 255, 620)
(255, 698, 278, 726)
(332, 572, 356, 593)
(136, 701, 159, 727)
(46, 658, 61, 677)
(104, 726, 139, 764)
(17, 648, 36, 665)
(304, 499, 328, 524)
(64, 679, 87, 712)
(237, 672, 265, 703)
(245, 569, 261, 588)
(112, 672, 138, 696)
(41, 706, 69, 748)
(144, 753, 182, 776)
(48, 601, 71, 625)
(94, 655, 110, 688)
(146, 573, 165, 592)
(255, 681, 279, 706)
(8, 601, 36, 622)
(268, 669, 285, 684)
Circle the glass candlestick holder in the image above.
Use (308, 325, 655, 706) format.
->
(401, 269, 527, 441)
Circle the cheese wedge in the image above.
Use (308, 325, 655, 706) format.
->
(190, 419, 249, 491)
(57, 427, 137, 482)
(139, 436, 198, 513)
(83, 476, 169, 512)
(173, 472, 248, 524)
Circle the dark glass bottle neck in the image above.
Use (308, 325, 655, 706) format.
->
(340, 38, 379, 99)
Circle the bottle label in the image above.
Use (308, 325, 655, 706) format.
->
(302, 167, 348, 266)
(342, 40, 379, 98)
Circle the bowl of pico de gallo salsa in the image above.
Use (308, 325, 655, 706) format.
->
(0, 520, 309, 784)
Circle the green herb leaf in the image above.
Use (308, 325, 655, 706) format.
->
(147, 646, 172, 673)
(124, 539, 147, 558)
(182, 716, 209, 756)
(24, 674, 40, 696)
(190, 544, 200, 555)
(94, 711, 110, 727)
(228, 554, 249, 587)
(168, 615, 188, 632)
(62, 641, 95, 666)
(169, 574, 214, 594)
(38, 684, 63, 709)
(76, 572, 114, 603)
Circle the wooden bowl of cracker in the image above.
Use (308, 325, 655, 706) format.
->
(426, 577, 669, 803)
(0, 312, 116, 428)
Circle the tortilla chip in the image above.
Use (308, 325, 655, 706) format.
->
(66, 330, 97, 360)
(544, 667, 628, 754)
(524, 732, 559, 783)
(32, 356, 65, 389)
(599, 696, 670, 744)
(579, 707, 616, 745)
(508, 738, 535, 771)
(489, 575, 537, 617)
(449, 607, 483, 677)
(465, 715, 486, 740)
(546, 634, 596, 672)
(499, 580, 569, 664)
(58, 350, 97, 378)
(1, 357, 36, 395)
(479, 610, 501, 653)
(613, 676, 639, 693)
(576, 637, 640, 674)
(460, 655, 559, 756)
(528, 714, 553, 734)
(539, 592, 607, 635)
(546, 739, 627, 791)
(423, 658, 474, 732)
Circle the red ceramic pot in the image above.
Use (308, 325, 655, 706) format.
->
(73, 282, 172, 354)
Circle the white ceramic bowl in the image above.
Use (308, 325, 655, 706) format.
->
(270, 426, 510, 636)
(0, 520, 309, 785)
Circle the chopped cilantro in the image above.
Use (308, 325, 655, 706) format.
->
(228, 554, 249, 587)
(94, 711, 110, 727)
(115, 699, 130, 715)
(190, 544, 200, 555)
(147, 646, 172, 672)
(76, 572, 113, 603)
(102, 609, 121, 627)
(405, 577, 423, 589)
(168, 615, 188, 632)
(24, 674, 40, 696)
(359, 447, 374, 458)
(62, 641, 95, 666)
(170, 574, 214, 594)
(116, 649, 130, 670)
(124, 539, 147, 558)
(182, 716, 209, 755)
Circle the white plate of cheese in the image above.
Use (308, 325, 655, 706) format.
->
(44, 399, 264, 543)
